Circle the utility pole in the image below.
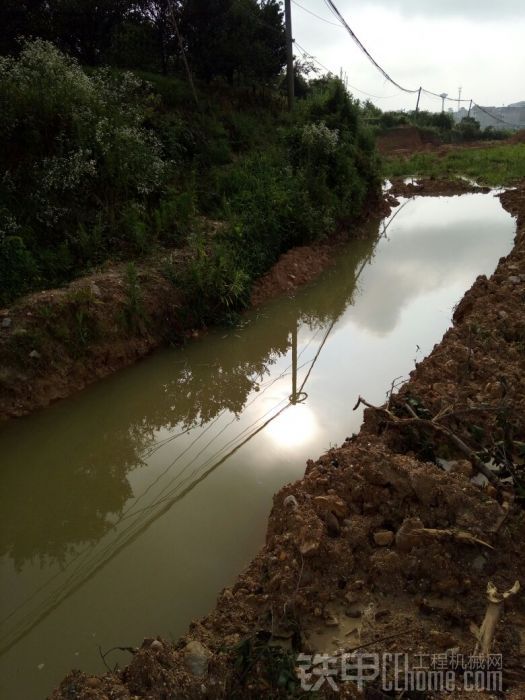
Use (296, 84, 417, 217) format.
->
(457, 86, 462, 115)
(167, 0, 199, 109)
(467, 99, 473, 118)
(284, 0, 294, 111)
(291, 322, 298, 404)
(439, 92, 447, 113)
(415, 87, 422, 115)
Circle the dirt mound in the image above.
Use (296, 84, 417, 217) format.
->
(250, 242, 337, 307)
(0, 263, 184, 421)
(390, 177, 490, 198)
(377, 126, 440, 155)
(509, 130, 525, 144)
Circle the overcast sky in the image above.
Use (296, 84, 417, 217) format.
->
(290, 0, 525, 111)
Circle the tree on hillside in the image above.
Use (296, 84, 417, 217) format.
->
(48, 0, 134, 64)
(0, 0, 286, 84)
(181, 0, 286, 84)
(128, 1, 179, 74)
(0, 0, 49, 55)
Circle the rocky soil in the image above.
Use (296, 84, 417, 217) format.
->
(49, 182, 525, 698)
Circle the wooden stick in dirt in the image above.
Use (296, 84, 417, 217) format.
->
(471, 581, 520, 656)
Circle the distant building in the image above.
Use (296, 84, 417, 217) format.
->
(453, 101, 525, 130)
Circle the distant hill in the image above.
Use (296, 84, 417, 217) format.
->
(454, 101, 525, 131)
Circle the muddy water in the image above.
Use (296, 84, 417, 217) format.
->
(0, 193, 515, 698)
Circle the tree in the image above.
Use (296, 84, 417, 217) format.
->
(129, 1, 179, 74)
(458, 116, 481, 141)
(47, 0, 134, 65)
(0, 0, 50, 55)
(181, 0, 286, 84)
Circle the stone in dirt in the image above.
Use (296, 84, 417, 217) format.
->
(183, 640, 211, 678)
(373, 530, 395, 546)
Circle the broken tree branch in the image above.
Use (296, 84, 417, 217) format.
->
(98, 645, 137, 673)
(353, 396, 500, 485)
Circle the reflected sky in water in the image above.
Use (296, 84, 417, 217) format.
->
(0, 193, 515, 699)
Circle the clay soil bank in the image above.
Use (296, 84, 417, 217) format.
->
(48, 184, 525, 698)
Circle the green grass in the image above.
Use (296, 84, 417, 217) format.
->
(383, 143, 525, 186)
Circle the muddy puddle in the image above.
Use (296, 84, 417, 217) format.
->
(0, 192, 516, 698)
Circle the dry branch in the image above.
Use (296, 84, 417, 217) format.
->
(353, 396, 500, 485)
(420, 528, 494, 549)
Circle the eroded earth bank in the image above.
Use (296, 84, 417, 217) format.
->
(47, 183, 525, 700)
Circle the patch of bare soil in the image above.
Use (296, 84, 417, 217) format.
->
(0, 260, 188, 421)
(509, 130, 525, 145)
(377, 126, 440, 155)
(250, 241, 339, 307)
(378, 125, 511, 158)
(50, 186, 525, 699)
(251, 193, 392, 307)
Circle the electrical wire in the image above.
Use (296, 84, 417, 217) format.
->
(472, 102, 521, 129)
(295, 41, 399, 100)
(291, 0, 343, 27)
(422, 88, 471, 103)
(321, 0, 419, 93)
(294, 0, 522, 127)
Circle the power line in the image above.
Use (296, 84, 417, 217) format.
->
(295, 41, 399, 100)
(472, 102, 521, 129)
(294, 3, 521, 128)
(291, 0, 343, 27)
(321, 0, 419, 93)
(421, 88, 471, 104)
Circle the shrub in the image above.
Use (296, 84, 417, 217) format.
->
(0, 40, 172, 304)
(177, 78, 380, 321)
(0, 234, 37, 307)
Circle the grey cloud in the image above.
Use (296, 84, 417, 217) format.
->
(346, 0, 524, 20)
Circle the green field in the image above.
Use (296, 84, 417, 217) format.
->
(383, 143, 525, 186)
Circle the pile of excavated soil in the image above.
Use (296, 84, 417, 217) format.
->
(377, 126, 440, 155)
(510, 130, 525, 144)
(50, 185, 525, 698)
(250, 241, 339, 307)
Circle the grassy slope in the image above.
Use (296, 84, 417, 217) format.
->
(383, 143, 525, 186)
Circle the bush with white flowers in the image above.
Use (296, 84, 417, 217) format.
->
(0, 40, 171, 304)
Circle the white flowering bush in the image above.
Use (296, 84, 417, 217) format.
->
(0, 40, 172, 303)
(299, 121, 339, 156)
(283, 78, 379, 230)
